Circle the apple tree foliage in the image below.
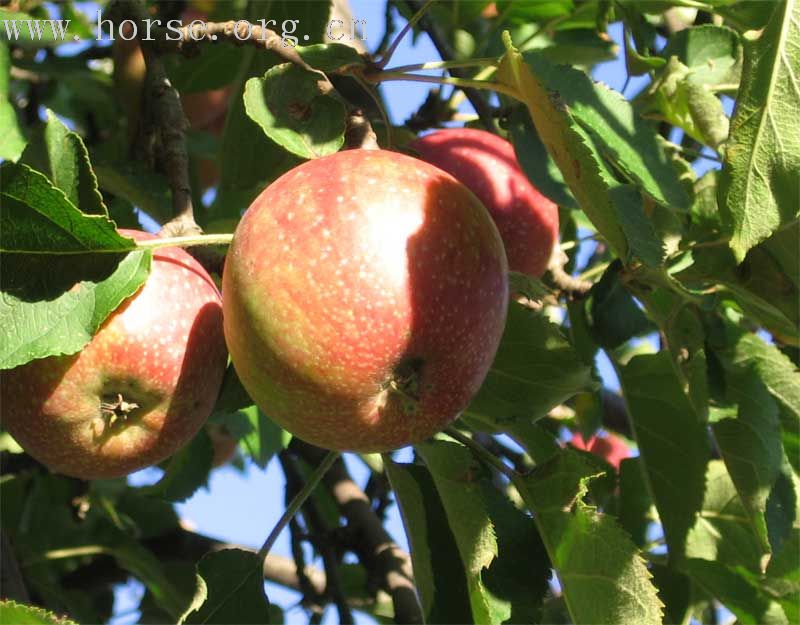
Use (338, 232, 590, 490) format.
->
(1, 1, 799, 624)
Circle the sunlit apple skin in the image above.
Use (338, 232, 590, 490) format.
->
(571, 432, 630, 469)
(411, 128, 559, 278)
(223, 149, 509, 452)
(0, 230, 228, 479)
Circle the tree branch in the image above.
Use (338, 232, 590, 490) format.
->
(404, 0, 496, 132)
(107, 0, 196, 238)
(280, 450, 354, 624)
(149, 19, 314, 72)
(290, 440, 423, 625)
(546, 248, 593, 299)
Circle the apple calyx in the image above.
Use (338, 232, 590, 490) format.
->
(100, 393, 140, 427)
(381, 357, 424, 415)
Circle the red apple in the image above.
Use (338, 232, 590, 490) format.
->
(411, 128, 559, 278)
(570, 432, 630, 469)
(222, 149, 509, 452)
(0, 230, 228, 479)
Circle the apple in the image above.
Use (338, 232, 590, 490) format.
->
(570, 432, 630, 469)
(222, 149, 509, 452)
(0, 230, 228, 479)
(410, 128, 559, 278)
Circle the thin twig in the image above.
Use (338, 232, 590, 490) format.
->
(404, 0, 496, 131)
(375, 0, 435, 69)
(257, 450, 340, 561)
(107, 0, 196, 237)
(291, 440, 423, 625)
(368, 72, 521, 100)
(444, 427, 517, 480)
(546, 249, 594, 298)
(281, 451, 354, 624)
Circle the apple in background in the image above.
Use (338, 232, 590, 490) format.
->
(411, 128, 560, 278)
(223, 149, 509, 452)
(0, 231, 228, 479)
(570, 432, 630, 469)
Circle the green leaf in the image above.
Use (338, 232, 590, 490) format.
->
(0, 9, 68, 47)
(540, 28, 619, 66)
(496, 36, 667, 267)
(650, 565, 691, 625)
(167, 43, 241, 93)
(618, 457, 654, 548)
(661, 24, 743, 88)
(619, 352, 711, 565)
(416, 439, 551, 624)
(520, 51, 691, 211)
(244, 64, 346, 160)
(384, 459, 474, 623)
(0, 601, 77, 625)
(718, 0, 800, 261)
(496, 0, 574, 23)
(139, 429, 213, 503)
(712, 377, 784, 553)
(0, 250, 151, 370)
(686, 558, 789, 625)
(0, 42, 26, 160)
(686, 460, 767, 572)
(709, 321, 800, 473)
(238, 405, 287, 469)
(214, 60, 296, 218)
(0, 162, 131, 253)
(610, 185, 666, 267)
(92, 160, 173, 224)
(508, 105, 577, 209)
(513, 449, 664, 625)
(680, 198, 799, 342)
(464, 302, 596, 426)
(585, 260, 655, 349)
(181, 549, 271, 625)
(21, 110, 106, 215)
(0, 163, 148, 369)
(507, 271, 553, 301)
(105, 529, 192, 620)
(296, 43, 366, 73)
(213, 364, 254, 414)
(766, 528, 800, 623)
(212, 0, 329, 217)
(630, 286, 708, 418)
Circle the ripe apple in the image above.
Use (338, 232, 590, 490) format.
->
(570, 432, 630, 469)
(223, 149, 509, 452)
(410, 128, 559, 278)
(0, 230, 228, 479)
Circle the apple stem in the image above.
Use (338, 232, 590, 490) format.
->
(367, 72, 523, 101)
(256, 449, 341, 561)
(444, 427, 517, 480)
(134, 233, 234, 250)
